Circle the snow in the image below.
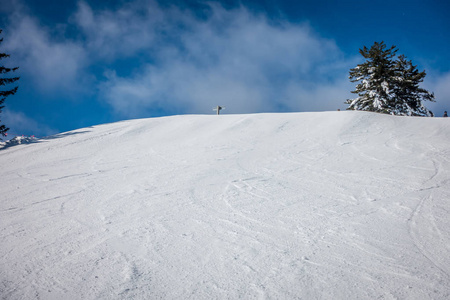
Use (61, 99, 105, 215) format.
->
(0, 136, 38, 149)
(381, 80, 390, 94)
(1, 111, 449, 299)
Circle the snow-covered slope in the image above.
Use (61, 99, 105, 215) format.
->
(1, 111, 449, 299)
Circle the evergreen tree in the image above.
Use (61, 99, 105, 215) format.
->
(346, 42, 398, 113)
(0, 29, 19, 138)
(392, 54, 434, 116)
(346, 41, 434, 116)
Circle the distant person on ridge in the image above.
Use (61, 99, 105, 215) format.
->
(444, 111, 448, 117)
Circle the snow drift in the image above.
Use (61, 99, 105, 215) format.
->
(0, 136, 38, 149)
(1, 111, 449, 299)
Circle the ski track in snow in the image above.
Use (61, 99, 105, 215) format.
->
(1, 111, 450, 299)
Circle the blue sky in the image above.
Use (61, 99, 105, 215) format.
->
(1, 0, 449, 136)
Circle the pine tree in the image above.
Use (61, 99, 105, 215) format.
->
(346, 42, 398, 113)
(392, 54, 434, 116)
(0, 29, 19, 138)
(346, 41, 434, 116)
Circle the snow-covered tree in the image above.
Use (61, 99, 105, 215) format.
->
(346, 42, 398, 113)
(0, 29, 19, 138)
(346, 41, 434, 116)
(391, 54, 434, 116)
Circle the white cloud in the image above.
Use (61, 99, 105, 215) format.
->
(422, 72, 450, 116)
(2, 0, 357, 118)
(72, 1, 160, 60)
(2, 109, 57, 137)
(94, 1, 354, 117)
(3, 13, 89, 94)
(433, 73, 450, 105)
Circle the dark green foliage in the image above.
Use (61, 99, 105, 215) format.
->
(0, 29, 19, 138)
(346, 41, 434, 116)
(392, 54, 434, 115)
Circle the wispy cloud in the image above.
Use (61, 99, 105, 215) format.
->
(4, 12, 89, 94)
(2, 109, 57, 137)
(88, 1, 355, 117)
(72, 0, 161, 61)
(425, 72, 450, 116)
(1, 0, 364, 119)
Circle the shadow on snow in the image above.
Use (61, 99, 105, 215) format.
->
(0, 130, 91, 151)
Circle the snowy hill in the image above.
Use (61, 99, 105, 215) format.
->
(1, 111, 449, 299)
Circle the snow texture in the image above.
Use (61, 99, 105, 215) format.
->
(1, 111, 449, 299)
(0, 136, 38, 149)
